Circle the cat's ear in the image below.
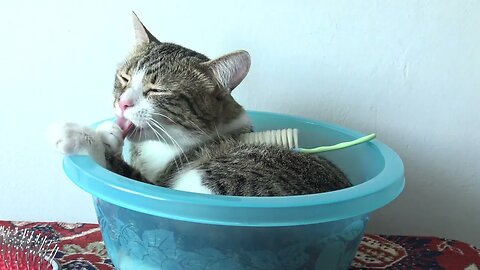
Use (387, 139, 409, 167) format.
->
(132, 11, 160, 44)
(203, 50, 251, 93)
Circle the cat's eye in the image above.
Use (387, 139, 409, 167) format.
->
(117, 72, 131, 87)
(145, 87, 166, 96)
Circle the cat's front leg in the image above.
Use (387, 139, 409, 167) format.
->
(50, 121, 123, 168)
(94, 121, 125, 165)
(50, 121, 150, 184)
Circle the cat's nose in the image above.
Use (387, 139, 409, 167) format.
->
(119, 99, 134, 113)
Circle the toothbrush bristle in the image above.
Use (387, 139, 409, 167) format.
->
(239, 129, 298, 149)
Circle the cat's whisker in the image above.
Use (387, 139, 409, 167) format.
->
(149, 124, 182, 171)
(152, 112, 210, 140)
(146, 121, 181, 170)
(149, 121, 189, 164)
(151, 112, 179, 125)
(213, 123, 222, 140)
(186, 119, 211, 140)
(149, 118, 184, 146)
(153, 113, 208, 146)
(148, 118, 175, 142)
(146, 121, 168, 144)
(132, 126, 139, 139)
(149, 119, 189, 163)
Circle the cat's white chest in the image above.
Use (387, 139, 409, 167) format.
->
(131, 140, 213, 194)
(134, 141, 212, 194)
(132, 140, 179, 182)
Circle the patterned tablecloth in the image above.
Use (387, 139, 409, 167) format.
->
(0, 221, 479, 270)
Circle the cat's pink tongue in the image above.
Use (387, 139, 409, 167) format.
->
(117, 117, 134, 139)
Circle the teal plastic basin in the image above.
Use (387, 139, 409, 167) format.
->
(63, 111, 404, 270)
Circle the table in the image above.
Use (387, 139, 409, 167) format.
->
(0, 221, 478, 269)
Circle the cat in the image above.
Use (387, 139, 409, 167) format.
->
(51, 12, 352, 196)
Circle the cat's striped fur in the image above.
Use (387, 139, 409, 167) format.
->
(53, 13, 351, 196)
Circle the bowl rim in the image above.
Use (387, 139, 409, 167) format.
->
(63, 110, 405, 226)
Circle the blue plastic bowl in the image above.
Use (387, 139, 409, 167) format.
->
(63, 111, 404, 270)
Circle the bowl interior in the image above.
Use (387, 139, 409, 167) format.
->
(63, 111, 404, 226)
(248, 111, 384, 186)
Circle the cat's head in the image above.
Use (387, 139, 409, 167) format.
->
(114, 12, 252, 146)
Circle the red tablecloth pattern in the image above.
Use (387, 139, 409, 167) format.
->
(0, 221, 478, 270)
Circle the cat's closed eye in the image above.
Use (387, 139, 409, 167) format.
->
(145, 87, 167, 96)
(117, 72, 131, 88)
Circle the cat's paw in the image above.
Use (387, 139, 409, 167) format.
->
(95, 121, 124, 155)
(48, 122, 95, 155)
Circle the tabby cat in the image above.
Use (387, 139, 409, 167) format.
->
(52, 13, 351, 196)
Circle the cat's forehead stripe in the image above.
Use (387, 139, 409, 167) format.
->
(131, 69, 146, 92)
(118, 69, 146, 106)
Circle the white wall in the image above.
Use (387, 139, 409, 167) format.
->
(1, 1, 479, 246)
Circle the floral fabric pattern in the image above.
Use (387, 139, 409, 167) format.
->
(0, 221, 479, 269)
